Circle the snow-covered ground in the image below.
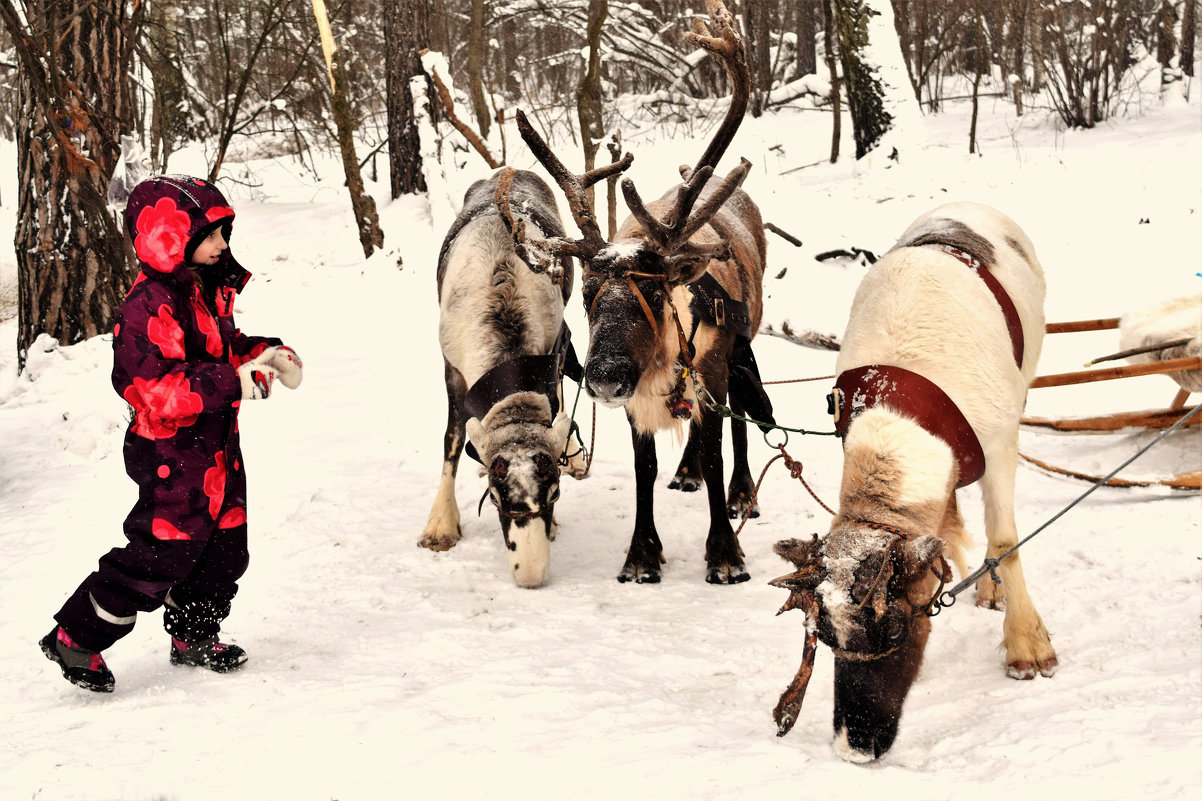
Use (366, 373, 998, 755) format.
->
(1, 85, 1199, 801)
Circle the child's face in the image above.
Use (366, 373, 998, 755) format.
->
(190, 227, 228, 266)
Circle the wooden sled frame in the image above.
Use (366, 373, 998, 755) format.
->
(1020, 317, 1200, 490)
(1022, 317, 1200, 432)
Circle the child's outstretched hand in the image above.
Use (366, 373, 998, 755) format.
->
(269, 346, 303, 389)
(237, 350, 277, 400)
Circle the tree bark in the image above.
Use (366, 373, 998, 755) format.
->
(830, 0, 892, 159)
(1184, 0, 1196, 78)
(577, 0, 608, 210)
(467, 0, 490, 139)
(0, 1, 143, 370)
(385, 0, 431, 197)
(1157, 0, 1177, 79)
(743, 0, 772, 116)
(314, 0, 383, 258)
(822, 0, 843, 162)
(797, 0, 818, 76)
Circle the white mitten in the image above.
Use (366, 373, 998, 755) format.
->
(269, 345, 303, 389)
(237, 348, 277, 399)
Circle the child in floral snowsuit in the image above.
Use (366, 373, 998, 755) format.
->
(41, 175, 302, 693)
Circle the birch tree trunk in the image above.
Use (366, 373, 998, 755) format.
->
(0, 0, 143, 370)
(313, 0, 383, 258)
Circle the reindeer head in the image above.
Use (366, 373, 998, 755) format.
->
(511, 0, 751, 411)
(771, 527, 952, 761)
(466, 392, 573, 588)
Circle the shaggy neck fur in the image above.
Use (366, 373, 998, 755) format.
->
(821, 408, 955, 650)
(622, 284, 699, 436)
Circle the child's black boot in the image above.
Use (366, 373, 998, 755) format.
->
(40, 626, 116, 693)
(169, 636, 248, 672)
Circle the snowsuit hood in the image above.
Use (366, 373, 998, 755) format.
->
(124, 175, 248, 290)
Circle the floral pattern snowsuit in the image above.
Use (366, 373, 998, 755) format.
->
(55, 176, 283, 651)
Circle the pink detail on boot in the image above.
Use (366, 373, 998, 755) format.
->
(90, 654, 107, 671)
(57, 627, 79, 648)
(171, 636, 189, 652)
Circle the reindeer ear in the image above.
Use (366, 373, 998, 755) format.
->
(466, 417, 486, 456)
(897, 535, 945, 584)
(774, 535, 821, 570)
(550, 411, 573, 447)
(770, 535, 826, 592)
(665, 254, 711, 286)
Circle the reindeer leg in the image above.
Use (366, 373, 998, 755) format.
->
(420, 362, 468, 551)
(725, 400, 759, 519)
(668, 420, 704, 492)
(977, 437, 1058, 679)
(699, 398, 749, 584)
(619, 419, 666, 583)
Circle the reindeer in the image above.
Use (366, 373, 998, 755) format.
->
(511, 0, 771, 584)
(420, 167, 596, 588)
(771, 202, 1059, 762)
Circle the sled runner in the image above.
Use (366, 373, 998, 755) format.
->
(1020, 308, 1200, 489)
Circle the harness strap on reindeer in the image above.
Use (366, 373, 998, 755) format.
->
(825, 237, 1027, 488)
(462, 323, 582, 465)
(686, 273, 776, 434)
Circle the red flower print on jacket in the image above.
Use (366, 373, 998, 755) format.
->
(152, 518, 191, 541)
(206, 206, 235, 223)
(218, 507, 246, 529)
(192, 292, 224, 356)
(147, 304, 186, 360)
(134, 197, 192, 273)
(123, 372, 204, 439)
(204, 451, 228, 520)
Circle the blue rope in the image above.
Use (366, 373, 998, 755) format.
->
(930, 401, 1202, 616)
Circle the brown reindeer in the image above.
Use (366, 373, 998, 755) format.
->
(512, 0, 772, 584)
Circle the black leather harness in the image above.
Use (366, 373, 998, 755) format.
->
(463, 324, 581, 464)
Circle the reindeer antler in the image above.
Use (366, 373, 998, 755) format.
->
(620, 0, 752, 263)
(513, 109, 634, 268)
(514, 0, 750, 278)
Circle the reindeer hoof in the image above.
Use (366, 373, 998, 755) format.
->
(618, 567, 661, 584)
(668, 475, 702, 492)
(418, 533, 460, 552)
(1006, 660, 1037, 680)
(726, 501, 760, 520)
(706, 565, 750, 584)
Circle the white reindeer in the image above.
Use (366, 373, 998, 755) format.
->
(773, 202, 1058, 762)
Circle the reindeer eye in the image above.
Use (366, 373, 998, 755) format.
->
(548, 486, 560, 503)
(489, 457, 509, 482)
(887, 622, 906, 642)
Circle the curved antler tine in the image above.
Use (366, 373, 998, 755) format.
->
(670, 157, 751, 251)
(581, 152, 634, 190)
(620, 176, 671, 245)
(664, 164, 714, 230)
(515, 109, 608, 258)
(684, 0, 750, 174)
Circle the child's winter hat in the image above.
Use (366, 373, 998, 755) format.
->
(124, 175, 237, 275)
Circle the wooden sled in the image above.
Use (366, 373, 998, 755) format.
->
(1022, 317, 1200, 433)
(1020, 317, 1199, 489)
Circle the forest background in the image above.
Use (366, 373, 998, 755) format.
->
(0, 0, 1197, 368)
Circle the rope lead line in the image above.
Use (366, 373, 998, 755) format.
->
(932, 402, 1202, 615)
